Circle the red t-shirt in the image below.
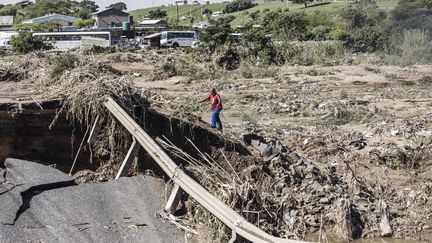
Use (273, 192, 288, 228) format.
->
(206, 93, 222, 111)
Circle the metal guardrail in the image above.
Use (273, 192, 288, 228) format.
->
(104, 96, 310, 243)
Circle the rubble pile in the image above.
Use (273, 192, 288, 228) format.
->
(171, 134, 375, 240)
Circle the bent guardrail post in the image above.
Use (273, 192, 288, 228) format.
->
(104, 96, 312, 243)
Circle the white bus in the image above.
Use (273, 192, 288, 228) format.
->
(160, 31, 197, 48)
(32, 31, 111, 51)
(0, 32, 18, 49)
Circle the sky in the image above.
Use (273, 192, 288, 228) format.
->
(1, 0, 223, 11)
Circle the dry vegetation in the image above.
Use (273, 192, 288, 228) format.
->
(0, 49, 431, 242)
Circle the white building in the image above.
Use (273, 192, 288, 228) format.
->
(22, 13, 80, 27)
(175, 0, 188, 5)
(0, 16, 14, 27)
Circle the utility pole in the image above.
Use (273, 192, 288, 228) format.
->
(176, 3, 179, 22)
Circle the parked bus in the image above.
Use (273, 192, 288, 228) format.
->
(160, 31, 197, 48)
(0, 32, 18, 49)
(32, 31, 111, 51)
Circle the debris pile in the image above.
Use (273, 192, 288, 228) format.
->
(161, 135, 375, 240)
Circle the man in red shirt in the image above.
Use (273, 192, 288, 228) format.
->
(200, 88, 223, 130)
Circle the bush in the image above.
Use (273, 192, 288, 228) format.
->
(161, 61, 177, 77)
(277, 41, 344, 65)
(345, 27, 387, 53)
(241, 29, 281, 65)
(216, 47, 241, 70)
(202, 8, 213, 15)
(74, 19, 96, 28)
(50, 53, 78, 79)
(249, 10, 260, 21)
(261, 10, 308, 40)
(198, 16, 234, 52)
(399, 29, 432, 65)
(11, 32, 52, 53)
(223, 0, 257, 14)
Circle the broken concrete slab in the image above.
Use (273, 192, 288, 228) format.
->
(0, 159, 184, 243)
(0, 158, 75, 225)
(4, 158, 74, 187)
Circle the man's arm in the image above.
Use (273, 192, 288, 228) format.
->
(199, 94, 210, 103)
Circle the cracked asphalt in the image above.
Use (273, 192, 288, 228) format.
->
(0, 158, 184, 243)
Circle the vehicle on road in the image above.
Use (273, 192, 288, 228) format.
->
(211, 11, 223, 17)
(160, 31, 197, 48)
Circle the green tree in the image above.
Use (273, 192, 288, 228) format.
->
(108, 2, 127, 11)
(261, 10, 308, 40)
(202, 8, 213, 15)
(199, 16, 235, 51)
(17, 0, 78, 19)
(0, 5, 18, 16)
(249, 10, 260, 21)
(242, 28, 281, 65)
(79, 0, 99, 13)
(11, 32, 51, 53)
(389, 0, 432, 31)
(74, 19, 96, 28)
(291, 0, 313, 8)
(223, 0, 257, 14)
(78, 7, 91, 19)
(147, 8, 167, 19)
(345, 26, 387, 52)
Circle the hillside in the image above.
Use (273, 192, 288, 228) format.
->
(130, 0, 398, 26)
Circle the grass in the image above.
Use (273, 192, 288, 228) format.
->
(130, 1, 398, 27)
(229, 1, 350, 26)
(130, 3, 228, 24)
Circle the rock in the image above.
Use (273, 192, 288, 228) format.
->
(379, 202, 392, 237)
(242, 133, 266, 145)
(323, 185, 332, 192)
(391, 130, 400, 136)
(310, 181, 324, 196)
(287, 152, 300, 162)
(319, 197, 330, 204)
(349, 139, 367, 150)
(251, 140, 272, 157)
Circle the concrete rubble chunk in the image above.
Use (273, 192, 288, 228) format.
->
(251, 139, 273, 157)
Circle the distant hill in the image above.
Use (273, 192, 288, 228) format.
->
(130, 1, 398, 27)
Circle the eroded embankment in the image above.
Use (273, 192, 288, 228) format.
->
(0, 101, 91, 172)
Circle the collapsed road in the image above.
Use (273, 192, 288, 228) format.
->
(0, 158, 184, 243)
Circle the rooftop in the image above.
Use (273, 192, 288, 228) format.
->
(22, 13, 80, 24)
(143, 32, 162, 39)
(139, 19, 165, 25)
